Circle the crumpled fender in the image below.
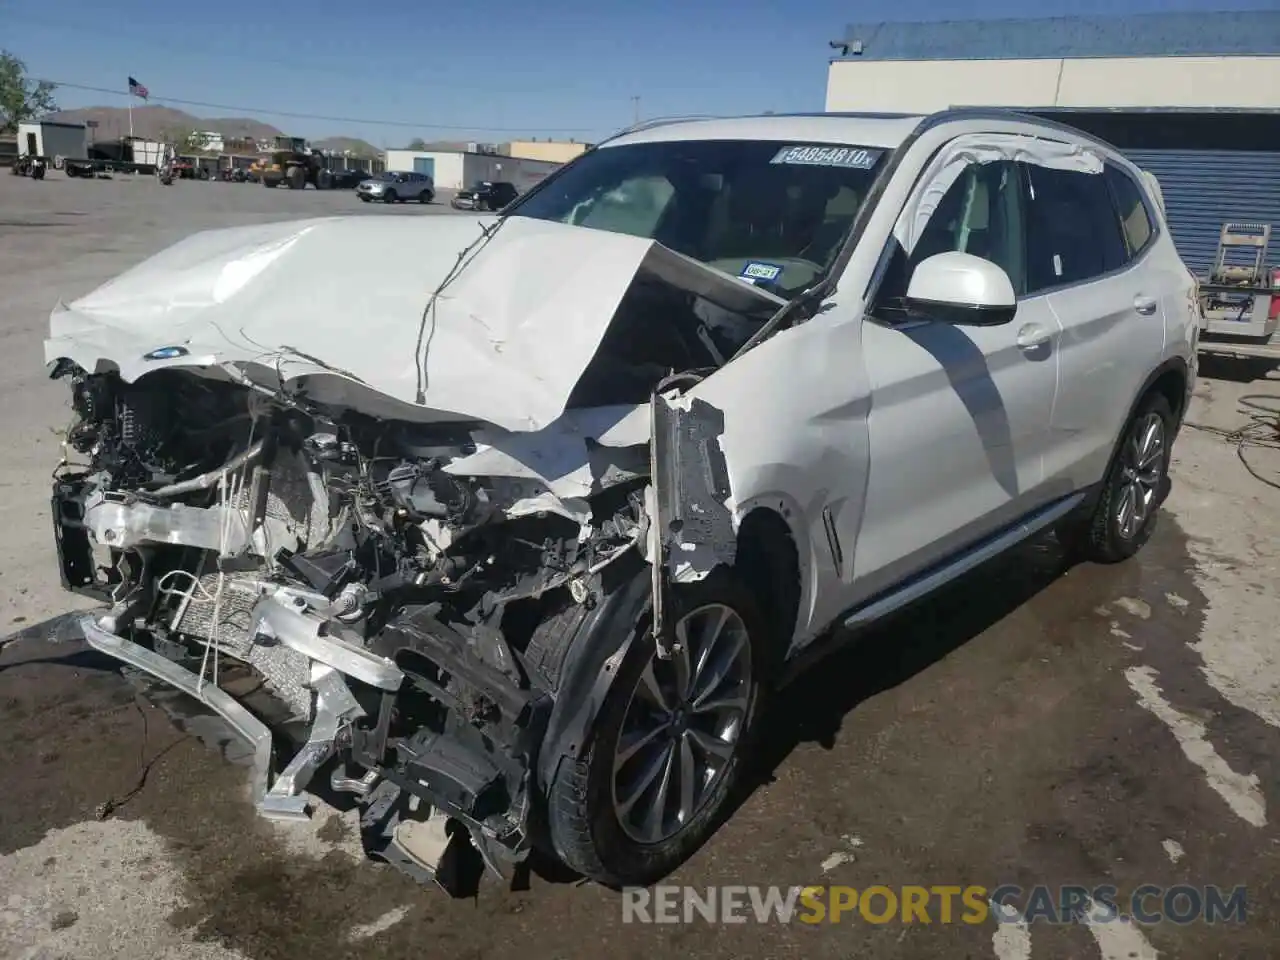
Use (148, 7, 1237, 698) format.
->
(535, 552, 654, 791)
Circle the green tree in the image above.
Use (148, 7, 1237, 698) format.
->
(406, 137, 428, 150)
(0, 50, 57, 133)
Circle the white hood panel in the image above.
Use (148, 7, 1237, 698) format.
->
(46, 213, 783, 433)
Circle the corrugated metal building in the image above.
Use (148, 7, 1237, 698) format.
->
(826, 10, 1280, 276)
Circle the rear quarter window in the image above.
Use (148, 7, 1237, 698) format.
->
(1104, 165, 1155, 258)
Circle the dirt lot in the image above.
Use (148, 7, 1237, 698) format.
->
(1, 170, 1278, 960)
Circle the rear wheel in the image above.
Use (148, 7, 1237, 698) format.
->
(418, 189, 433, 204)
(1058, 391, 1174, 563)
(546, 568, 767, 888)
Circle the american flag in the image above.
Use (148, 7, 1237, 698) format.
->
(128, 76, 149, 100)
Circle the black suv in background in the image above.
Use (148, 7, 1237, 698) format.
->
(451, 180, 519, 211)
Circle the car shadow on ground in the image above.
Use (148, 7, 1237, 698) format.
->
(732, 530, 1072, 810)
(1196, 353, 1279, 384)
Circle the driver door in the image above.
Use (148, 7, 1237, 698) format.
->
(850, 157, 1062, 600)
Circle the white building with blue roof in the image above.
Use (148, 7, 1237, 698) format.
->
(825, 9, 1280, 277)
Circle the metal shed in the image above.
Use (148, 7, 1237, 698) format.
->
(16, 121, 89, 162)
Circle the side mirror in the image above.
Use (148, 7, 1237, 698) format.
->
(905, 251, 1017, 326)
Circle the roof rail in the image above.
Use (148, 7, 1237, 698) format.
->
(917, 106, 1128, 155)
(592, 114, 727, 149)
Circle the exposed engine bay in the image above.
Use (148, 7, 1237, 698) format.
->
(50, 361, 667, 886)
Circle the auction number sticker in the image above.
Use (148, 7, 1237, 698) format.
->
(770, 145, 882, 169)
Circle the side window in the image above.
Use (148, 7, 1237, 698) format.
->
(1023, 165, 1128, 293)
(910, 160, 1027, 295)
(1104, 165, 1154, 257)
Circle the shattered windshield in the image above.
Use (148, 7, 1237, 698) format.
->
(507, 139, 889, 295)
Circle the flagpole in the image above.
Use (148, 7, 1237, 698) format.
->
(127, 79, 134, 141)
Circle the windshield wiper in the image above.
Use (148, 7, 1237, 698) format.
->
(729, 275, 834, 362)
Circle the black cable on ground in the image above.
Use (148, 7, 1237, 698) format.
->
(1185, 392, 1280, 491)
(95, 697, 191, 820)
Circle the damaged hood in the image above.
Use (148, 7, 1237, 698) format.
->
(46, 214, 783, 432)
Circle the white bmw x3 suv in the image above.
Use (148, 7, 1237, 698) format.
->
(45, 109, 1197, 894)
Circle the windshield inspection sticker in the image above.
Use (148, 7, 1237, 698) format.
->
(770, 145, 882, 169)
(740, 262, 783, 284)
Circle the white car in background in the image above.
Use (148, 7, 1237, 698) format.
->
(356, 169, 435, 203)
(43, 109, 1197, 896)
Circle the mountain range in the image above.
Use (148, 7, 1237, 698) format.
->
(45, 105, 380, 156)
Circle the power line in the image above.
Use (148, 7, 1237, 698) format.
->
(8, 10, 551, 96)
(39, 79, 607, 136)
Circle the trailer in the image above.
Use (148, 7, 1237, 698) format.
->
(66, 137, 176, 177)
(17, 121, 89, 166)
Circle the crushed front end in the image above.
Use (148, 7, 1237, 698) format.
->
(49, 362, 651, 893)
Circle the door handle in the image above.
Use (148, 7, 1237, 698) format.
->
(1016, 323, 1051, 350)
(1133, 295, 1159, 316)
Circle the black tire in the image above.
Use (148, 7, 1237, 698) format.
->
(383, 190, 398, 203)
(1058, 391, 1174, 564)
(287, 166, 307, 190)
(418, 189, 433, 204)
(359, 194, 370, 202)
(546, 567, 769, 888)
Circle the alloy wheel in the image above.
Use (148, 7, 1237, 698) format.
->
(1114, 412, 1165, 540)
(611, 603, 752, 845)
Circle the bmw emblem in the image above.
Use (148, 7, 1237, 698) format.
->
(143, 345, 189, 361)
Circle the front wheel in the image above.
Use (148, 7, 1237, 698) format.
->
(546, 568, 767, 888)
(383, 190, 398, 204)
(1058, 391, 1174, 563)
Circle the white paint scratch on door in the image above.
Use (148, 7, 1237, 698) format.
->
(990, 900, 1031, 960)
(1082, 896, 1159, 959)
(1126, 665, 1266, 827)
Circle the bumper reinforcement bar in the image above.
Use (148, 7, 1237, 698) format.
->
(79, 614, 366, 822)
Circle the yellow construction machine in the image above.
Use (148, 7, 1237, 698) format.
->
(255, 136, 334, 190)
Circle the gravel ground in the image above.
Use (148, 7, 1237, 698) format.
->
(1, 170, 1278, 960)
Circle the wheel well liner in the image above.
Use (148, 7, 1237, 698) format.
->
(733, 507, 802, 663)
(535, 505, 802, 790)
(1085, 356, 1189, 505)
(1147, 360, 1189, 427)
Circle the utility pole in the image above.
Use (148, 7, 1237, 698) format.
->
(631, 96, 640, 125)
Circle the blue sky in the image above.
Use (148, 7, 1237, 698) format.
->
(5, 0, 1275, 145)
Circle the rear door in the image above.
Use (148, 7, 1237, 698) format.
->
(1026, 162, 1165, 491)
